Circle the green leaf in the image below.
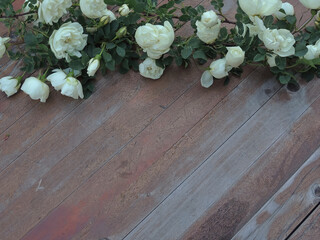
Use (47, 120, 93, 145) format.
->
(181, 47, 193, 59)
(295, 43, 308, 57)
(278, 74, 291, 84)
(253, 53, 265, 62)
(275, 56, 286, 70)
(105, 59, 116, 71)
(102, 51, 112, 62)
(116, 46, 126, 57)
(193, 50, 207, 60)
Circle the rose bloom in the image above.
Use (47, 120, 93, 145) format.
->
(275, 2, 295, 20)
(21, 77, 49, 102)
(201, 10, 219, 28)
(38, 0, 72, 25)
(196, 20, 221, 44)
(225, 46, 245, 68)
(239, 0, 282, 17)
(135, 21, 174, 59)
(119, 4, 130, 16)
(299, 0, 320, 9)
(87, 58, 100, 77)
(61, 77, 84, 99)
(0, 76, 20, 97)
(47, 69, 67, 90)
(139, 58, 164, 80)
(49, 22, 88, 62)
(260, 28, 295, 57)
(304, 39, 320, 60)
(80, 0, 116, 20)
(0, 37, 10, 58)
(209, 58, 231, 79)
(200, 70, 214, 88)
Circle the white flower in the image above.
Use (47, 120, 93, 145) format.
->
(200, 70, 214, 88)
(267, 54, 277, 67)
(260, 28, 295, 57)
(21, 77, 49, 102)
(201, 10, 219, 28)
(0, 76, 20, 97)
(80, 0, 116, 20)
(275, 2, 295, 20)
(61, 77, 84, 99)
(299, 0, 320, 9)
(139, 58, 164, 80)
(135, 21, 174, 59)
(49, 22, 88, 62)
(196, 20, 221, 44)
(47, 69, 67, 90)
(304, 40, 320, 60)
(0, 37, 10, 58)
(209, 58, 231, 79)
(38, 0, 72, 25)
(119, 4, 130, 16)
(239, 0, 282, 17)
(225, 46, 245, 68)
(87, 58, 100, 77)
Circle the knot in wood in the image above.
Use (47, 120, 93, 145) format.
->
(312, 184, 320, 198)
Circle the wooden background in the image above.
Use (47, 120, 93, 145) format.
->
(0, 0, 320, 239)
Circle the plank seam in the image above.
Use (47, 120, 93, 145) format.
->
(122, 78, 282, 240)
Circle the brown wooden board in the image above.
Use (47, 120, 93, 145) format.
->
(182, 94, 320, 240)
(233, 145, 320, 240)
(290, 206, 320, 240)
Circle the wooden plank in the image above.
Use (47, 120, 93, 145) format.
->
(17, 67, 279, 240)
(123, 79, 320, 240)
(232, 146, 320, 240)
(0, 0, 205, 169)
(290, 206, 320, 240)
(182, 96, 320, 240)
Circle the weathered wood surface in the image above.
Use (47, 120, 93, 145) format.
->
(290, 206, 320, 240)
(1, 0, 319, 240)
(232, 146, 320, 240)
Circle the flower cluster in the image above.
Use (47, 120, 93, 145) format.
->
(0, 0, 320, 102)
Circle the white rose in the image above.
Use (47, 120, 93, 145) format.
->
(209, 58, 231, 79)
(225, 46, 245, 68)
(304, 45, 319, 60)
(38, 0, 72, 25)
(47, 69, 67, 90)
(260, 28, 295, 57)
(139, 58, 164, 80)
(119, 4, 130, 16)
(135, 21, 174, 59)
(87, 58, 100, 77)
(61, 77, 84, 99)
(21, 77, 49, 102)
(49, 22, 88, 62)
(201, 10, 219, 28)
(299, 0, 320, 9)
(200, 70, 214, 88)
(267, 54, 277, 67)
(239, 0, 282, 17)
(196, 20, 221, 44)
(80, 0, 116, 20)
(275, 2, 295, 20)
(0, 76, 20, 97)
(0, 37, 10, 58)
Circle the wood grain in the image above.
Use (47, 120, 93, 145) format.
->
(19, 67, 278, 240)
(123, 78, 320, 240)
(233, 145, 320, 240)
(290, 206, 320, 240)
(181, 95, 320, 240)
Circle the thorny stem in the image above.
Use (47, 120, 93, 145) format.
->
(217, 12, 236, 25)
(293, 14, 315, 34)
(0, 11, 35, 19)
